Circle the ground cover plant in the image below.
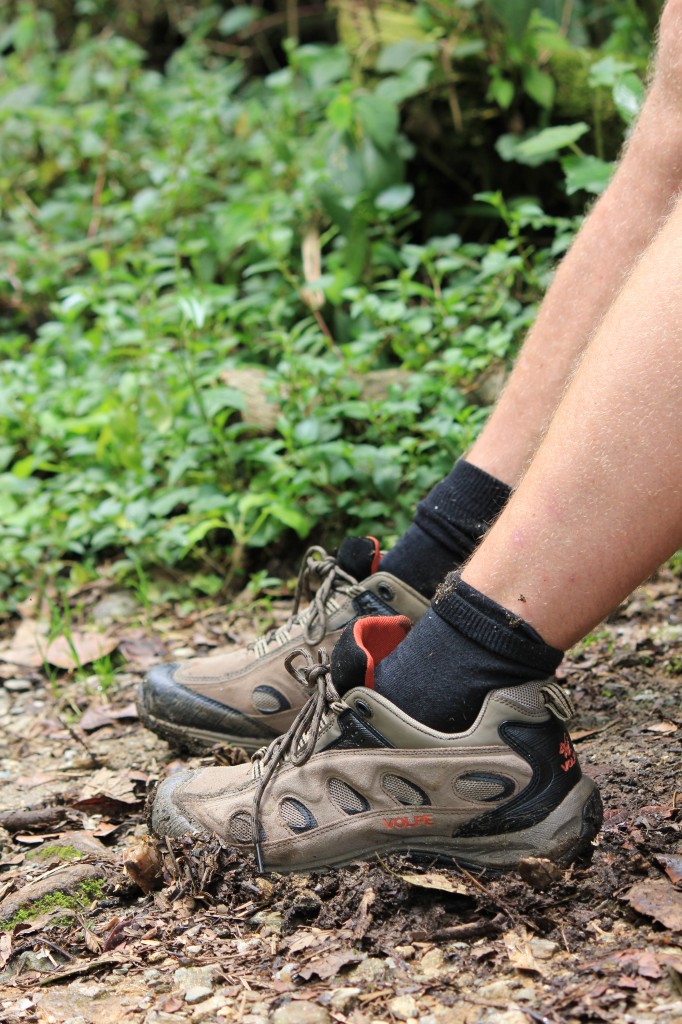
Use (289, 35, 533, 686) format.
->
(0, 0, 657, 610)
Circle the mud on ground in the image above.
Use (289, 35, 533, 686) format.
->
(0, 570, 680, 1024)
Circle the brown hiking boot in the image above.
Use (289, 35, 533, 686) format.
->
(137, 538, 429, 752)
(150, 616, 603, 873)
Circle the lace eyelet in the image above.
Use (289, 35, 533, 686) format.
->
(377, 582, 394, 602)
(355, 699, 372, 718)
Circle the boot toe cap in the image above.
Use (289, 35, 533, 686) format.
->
(151, 771, 205, 838)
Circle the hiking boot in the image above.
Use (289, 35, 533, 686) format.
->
(150, 615, 603, 873)
(137, 538, 429, 753)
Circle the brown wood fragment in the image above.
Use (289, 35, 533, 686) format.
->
(0, 805, 77, 835)
(412, 912, 505, 943)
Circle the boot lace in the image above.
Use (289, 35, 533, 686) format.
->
(249, 647, 344, 872)
(249, 546, 358, 655)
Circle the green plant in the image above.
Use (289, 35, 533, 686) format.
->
(0, 3, 656, 606)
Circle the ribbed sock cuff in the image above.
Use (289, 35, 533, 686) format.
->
(433, 572, 564, 674)
(414, 459, 512, 553)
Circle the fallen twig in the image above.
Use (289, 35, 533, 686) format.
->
(412, 911, 505, 943)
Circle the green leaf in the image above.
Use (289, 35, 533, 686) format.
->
(88, 249, 110, 274)
(522, 67, 555, 110)
(202, 387, 246, 418)
(375, 184, 414, 212)
(613, 73, 644, 124)
(267, 502, 310, 537)
(515, 122, 590, 160)
(561, 154, 614, 196)
(485, 0, 535, 42)
(356, 95, 399, 151)
(588, 56, 635, 89)
(488, 76, 514, 110)
(326, 93, 354, 133)
(376, 40, 435, 73)
(219, 6, 261, 36)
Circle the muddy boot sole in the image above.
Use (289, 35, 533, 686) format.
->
(136, 687, 263, 755)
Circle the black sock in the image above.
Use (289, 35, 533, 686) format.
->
(380, 460, 511, 597)
(373, 573, 563, 732)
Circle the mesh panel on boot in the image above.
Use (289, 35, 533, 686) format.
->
(328, 778, 370, 815)
(280, 798, 318, 834)
(252, 685, 290, 714)
(230, 812, 265, 844)
(383, 774, 431, 807)
(494, 684, 545, 712)
(454, 772, 515, 803)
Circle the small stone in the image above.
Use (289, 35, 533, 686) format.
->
(4, 678, 32, 692)
(394, 945, 415, 960)
(419, 1013, 463, 1024)
(328, 987, 361, 1013)
(192, 992, 228, 1018)
(348, 957, 387, 983)
(92, 590, 138, 623)
(14, 950, 60, 974)
(172, 646, 195, 659)
(488, 1012, 527, 1024)
(185, 986, 213, 1005)
(174, 965, 217, 997)
(418, 948, 444, 978)
(529, 938, 559, 960)
(250, 910, 283, 934)
(235, 938, 262, 954)
(270, 1001, 331, 1024)
(77, 982, 104, 998)
(478, 980, 516, 1000)
(653, 624, 682, 646)
(387, 995, 419, 1020)
(273, 962, 297, 982)
(517, 857, 563, 891)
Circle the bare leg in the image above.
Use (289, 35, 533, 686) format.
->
(463, 192, 682, 650)
(467, 0, 682, 485)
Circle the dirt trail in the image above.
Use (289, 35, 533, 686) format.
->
(0, 571, 680, 1024)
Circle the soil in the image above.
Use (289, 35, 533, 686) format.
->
(0, 569, 680, 1024)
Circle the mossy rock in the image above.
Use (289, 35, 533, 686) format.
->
(0, 863, 111, 930)
(27, 842, 83, 863)
(333, 0, 427, 67)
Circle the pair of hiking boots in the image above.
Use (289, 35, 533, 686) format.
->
(142, 538, 603, 874)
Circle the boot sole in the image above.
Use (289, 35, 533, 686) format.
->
(154, 775, 603, 874)
(136, 689, 265, 754)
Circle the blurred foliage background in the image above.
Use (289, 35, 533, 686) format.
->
(0, 0, 663, 609)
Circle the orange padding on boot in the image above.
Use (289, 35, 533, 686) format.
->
(365, 536, 382, 575)
(352, 615, 412, 689)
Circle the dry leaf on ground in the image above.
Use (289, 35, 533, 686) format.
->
(655, 854, 682, 888)
(44, 632, 119, 670)
(79, 703, 138, 732)
(643, 721, 678, 735)
(625, 879, 682, 931)
(398, 871, 469, 896)
(297, 950, 364, 981)
(0, 622, 118, 670)
(70, 768, 144, 816)
(504, 926, 547, 975)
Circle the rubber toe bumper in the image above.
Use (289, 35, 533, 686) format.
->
(139, 663, 256, 739)
(150, 771, 205, 838)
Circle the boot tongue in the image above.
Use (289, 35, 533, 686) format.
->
(331, 615, 412, 696)
(336, 536, 381, 580)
